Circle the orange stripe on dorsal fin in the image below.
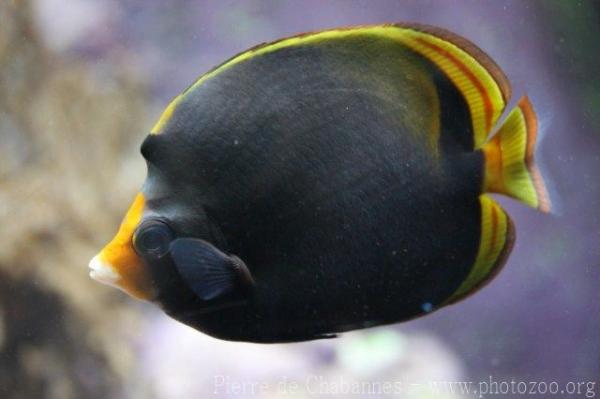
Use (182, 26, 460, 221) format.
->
(391, 23, 512, 149)
(152, 24, 511, 145)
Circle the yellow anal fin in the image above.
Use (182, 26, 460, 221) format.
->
(482, 96, 551, 212)
(444, 195, 515, 305)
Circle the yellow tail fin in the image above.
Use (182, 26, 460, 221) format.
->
(482, 96, 551, 212)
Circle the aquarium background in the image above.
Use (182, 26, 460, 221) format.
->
(1, 1, 598, 398)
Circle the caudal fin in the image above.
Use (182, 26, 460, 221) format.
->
(481, 96, 551, 213)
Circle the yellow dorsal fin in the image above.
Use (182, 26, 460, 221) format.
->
(391, 23, 512, 148)
(151, 24, 512, 143)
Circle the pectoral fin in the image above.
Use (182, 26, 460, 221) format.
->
(169, 238, 254, 301)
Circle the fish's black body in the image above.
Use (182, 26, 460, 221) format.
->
(141, 36, 484, 342)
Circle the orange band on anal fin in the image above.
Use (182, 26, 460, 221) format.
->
(444, 195, 515, 305)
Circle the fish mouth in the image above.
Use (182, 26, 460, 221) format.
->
(88, 255, 121, 288)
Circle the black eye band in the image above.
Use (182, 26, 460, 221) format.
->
(133, 219, 174, 258)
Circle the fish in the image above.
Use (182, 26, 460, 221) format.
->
(89, 23, 551, 343)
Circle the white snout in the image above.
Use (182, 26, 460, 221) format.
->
(88, 255, 121, 288)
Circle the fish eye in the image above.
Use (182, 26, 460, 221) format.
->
(133, 219, 174, 258)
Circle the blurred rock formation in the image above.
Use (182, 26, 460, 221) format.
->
(0, 1, 150, 398)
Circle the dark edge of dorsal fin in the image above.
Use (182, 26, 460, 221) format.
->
(393, 22, 512, 104)
(152, 23, 512, 149)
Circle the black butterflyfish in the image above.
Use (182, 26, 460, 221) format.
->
(90, 24, 551, 343)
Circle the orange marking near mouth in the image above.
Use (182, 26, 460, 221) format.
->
(97, 192, 156, 301)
